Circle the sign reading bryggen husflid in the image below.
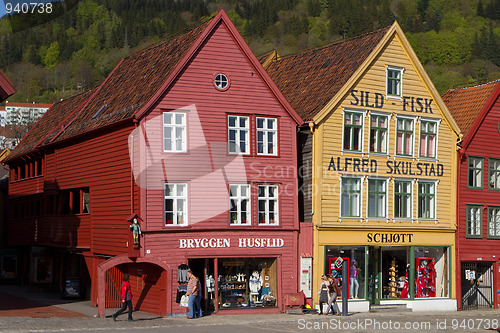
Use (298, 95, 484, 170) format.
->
(265, 21, 460, 312)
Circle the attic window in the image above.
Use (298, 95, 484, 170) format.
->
(214, 73, 229, 91)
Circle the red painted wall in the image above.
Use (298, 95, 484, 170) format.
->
(136, 21, 300, 313)
(8, 123, 136, 253)
(457, 100, 500, 308)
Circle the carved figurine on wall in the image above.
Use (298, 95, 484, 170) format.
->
(129, 218, 142, 245)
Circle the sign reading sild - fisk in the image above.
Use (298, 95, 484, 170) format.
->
(350, 90, 434, 113)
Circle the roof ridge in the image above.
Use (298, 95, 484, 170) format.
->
(446, 79, 500, 93)
(276, 25, 391, 61)
(124, 13, 215, 60)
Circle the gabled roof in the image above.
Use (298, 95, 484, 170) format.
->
(265, 27, 389, 121)
(442, 80, 500, 149)
(265, 22, 461, 136)
(6, 9, 302, 164)
(0, 70, 16, 102)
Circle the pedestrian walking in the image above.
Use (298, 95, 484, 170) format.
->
(112, 274, 134, 321)
(317, 275, 329, 315)
(195, 277, 203, 318)
(325, 275, 341, 316)
(185, 269, 200, 319)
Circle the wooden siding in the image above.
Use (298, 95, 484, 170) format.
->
(140, 22, 298, 232)
(144, 230, 298, 314)
(457, 100, 500, 260)
(298, 129, 313, 223)
(318, 33, 457, 230)
(8, 122, 135, 252)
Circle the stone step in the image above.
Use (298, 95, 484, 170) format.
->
(369, 304, 412, 313)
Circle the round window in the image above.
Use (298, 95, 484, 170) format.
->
(214, 73, 229, 90)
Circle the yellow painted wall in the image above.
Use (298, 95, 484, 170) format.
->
(311, 30, 459, 304)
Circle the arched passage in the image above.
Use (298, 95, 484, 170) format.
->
(97, 255, 173, 317)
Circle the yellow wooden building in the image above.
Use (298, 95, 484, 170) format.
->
(266, 22, 460, 311)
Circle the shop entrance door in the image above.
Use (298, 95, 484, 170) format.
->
(367, 247, 380, 305)
(188, 258, 216, 313)
(461, 262, 494, 310)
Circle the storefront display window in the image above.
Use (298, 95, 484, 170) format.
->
(414, 247, 449, 298)
(325, 246, 365, 299)
(218, 258, 277, 309)
(381, 247, 409, 299)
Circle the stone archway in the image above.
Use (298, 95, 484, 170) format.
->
(97, 255, 172, 317)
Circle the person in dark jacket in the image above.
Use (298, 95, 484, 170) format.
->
(112, 274, 134, 321)
(325, 275, 341, 316)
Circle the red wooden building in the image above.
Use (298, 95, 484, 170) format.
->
(442, 80, 500, 310)
(4, 10, 303, 316)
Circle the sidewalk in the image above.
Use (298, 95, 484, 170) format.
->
(0, 285, 498, 333)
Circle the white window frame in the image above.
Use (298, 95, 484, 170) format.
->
(342, 110, 365, 153)
(256, 117, 277, 156)
(366, 178, 388, 219)
(488, 158, 500, 190)
(228, 115, 250, 155)
(386, 66, 404, 99)
(467, 156, 484, 189)
(395, 116, 415, 157)
(466, 204, 482, 238)
(258, 185, 279, 225)
(163, 112, 186, 152)
(369, 113, 389, 155)
(164, 183, 188, 226)
(418, 118, 440, 159)
(487, 206, 500, 238)
(417, 180, 437, 220)
(340, 176, 362, 218)
(393, 179, 413, 220)
(229, 184, 251, 225)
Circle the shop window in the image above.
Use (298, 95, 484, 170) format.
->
(487, 206, 500, 238)
(381, 247, 410, 299)
(395, 117, 414, 156)
(218, 258, 277, 309)
(367, 178, 387, 218)
(468, 156, 484, 189)
(228, 115, 249, 155)
(419, 120, 437, 158)
(417, 181, 435, 219)
(414, 247, 449, 298)
(258, 185, 278, 225)
(466, 205, 482, 238)
(163, 112, 186, 152)
(343, 111, 363, 152)
(369, 114, 388, 154)
(341, 177, 361, 217)
(164, 183, 187, 226)
(387, 66, 403, 97)
(229, 184, 250, 225)
(394, 180, 412, 219)
(256, 117, 277, 156)
(324, 246, 365, 300)
(488, 158, 500, 190)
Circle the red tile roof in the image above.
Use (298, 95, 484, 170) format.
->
(0, 70, 15, 102)
(265, 28, 389, 121)
(441, 80, 500, 136)
(5, 17, 212, 163)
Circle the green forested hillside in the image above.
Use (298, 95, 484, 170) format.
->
(1, 0, 500, 103)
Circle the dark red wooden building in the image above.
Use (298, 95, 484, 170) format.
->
(443, 80, 500, 310)
(4, 10, 303, 316)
